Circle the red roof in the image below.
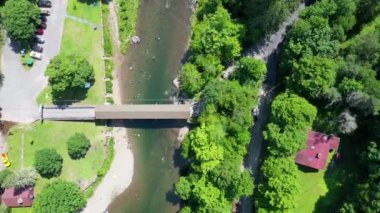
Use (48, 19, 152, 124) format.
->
(2, 187, 34, 207)
(295, 131, 340, 170)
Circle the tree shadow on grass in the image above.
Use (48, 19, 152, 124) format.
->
(51, 87, 89, 105)
(297, 164, 319, 173)
(77, 0, 99, 5)
(313, 134, 365, 213)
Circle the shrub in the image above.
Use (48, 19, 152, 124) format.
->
(102, 3, 113, 57)
(2, 168, 37, 189)
(67, 133, 91, 160)
(105, 60, 114, 80)
(97, 138, 115, 177)
(34, 148, 63, 179)
(33, 180, 86, 213)
(0, 170, 12, 188)
(106, 80, 113, 93)
(106, 96, 114, 104)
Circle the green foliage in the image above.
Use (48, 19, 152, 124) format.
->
(265, 124, 307, 157)
(105, 60, 114, 79)
(33, 180, 86, 213)
(102, 2, 113, 57)
(183, 125, 224, 174)
(118, 0, 139, 53)
(338, 78, 364, 95)
(281, 15, 339, 71)
(193, 54, 225, 82)
(106, 96, 114, 104)
(180, 63, 205, 97)
(243, 0, 299, 43)
(233, 57, 267, 84)
(257, 157, 300, 211)
(97, 138, 115, 177)
(270, 92, 317, 129)
(105, 80, 113, 93)
(46, 54, 95, 100)
(2, 168, 37, 189)
(288, 56, 337, 99)
(34, 148, 63, 178)
(0, 170, 12, 187)
(190, 6, 244, 62)
(175, 176, 231, 213)
(2, 0, 40, 45)
(67, 133, 91, 160)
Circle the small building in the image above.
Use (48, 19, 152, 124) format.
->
(2, 187, 34, 207)
(295, 131, 340, 170)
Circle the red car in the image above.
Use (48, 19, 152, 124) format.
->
(35, 28, 44, 35)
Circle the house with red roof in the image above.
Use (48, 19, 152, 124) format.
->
(295, 131, 340, 170)
(1, 187, 34, 208)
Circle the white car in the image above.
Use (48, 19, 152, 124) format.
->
(30, 51, 42, 60)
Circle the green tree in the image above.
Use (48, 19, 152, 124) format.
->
(67, 133, 91, 160)
(180, 63, 204, 97)
(46, 54, 95, 100)
(2, 168, 37, 189)
(34, 148, 63, 179)
(265, 124, 307, 157)
(288, 56, 337, 99)
(2, 0, 40, 45)
(193, 54, 224, 82)
(233, 57, 267, 84)
(33, 180, 86, 213)
(338, 78, 364, 95)
(190, 6, 244, 62)
(0, 170, 12, 188)
(270, 92, 317, 129)
(183, 125, 224, 174)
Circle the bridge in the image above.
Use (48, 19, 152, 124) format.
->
(41, 103, 195, 121)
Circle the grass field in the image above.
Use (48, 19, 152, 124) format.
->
(67, 0, 102, 24)
(293, 140, 360, 213)
(7, 121, 105, 193)
(37, 2, 104, 104)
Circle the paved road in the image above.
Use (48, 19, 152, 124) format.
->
(239, 4, 304, 213)
(42, 106, 95, 120)
(0, 0, 68, 123)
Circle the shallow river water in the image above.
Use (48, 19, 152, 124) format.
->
(107, 0, 192, 212)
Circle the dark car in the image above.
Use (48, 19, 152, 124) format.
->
(40, 10, 50, 16)
(34, 37, 45, 44)
(40, 15, 47, 23)
(38, 0, 52, 8)
(32, 44, 43, 53)
(38, 23, 47, 29)
(35, 28, 44, 35)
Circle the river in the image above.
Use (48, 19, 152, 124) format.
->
(107, 0, 193, 212)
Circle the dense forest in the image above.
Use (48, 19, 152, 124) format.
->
(258, 0, 380, 212)
(178, 0, 380, 212)
(176, 0, 300, 212)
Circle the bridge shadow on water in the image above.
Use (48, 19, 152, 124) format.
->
(105, 119, 189, 129)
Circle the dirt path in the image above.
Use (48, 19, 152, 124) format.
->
(238, 4, 304, 213)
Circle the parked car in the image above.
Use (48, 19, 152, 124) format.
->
(30, 51, 42, 60)
(35, 28, 44, 35)
(38, 23, 47, 29)
(32, 44, 43, 53)
(40, 10, 50, 16)
(40, 15, 47, 23)
(38, 0, 52, 8)
(34, 37, 45, 44)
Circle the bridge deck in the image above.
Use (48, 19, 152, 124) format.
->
(95, 104, 192, 119)
(41, 104, 193, 120)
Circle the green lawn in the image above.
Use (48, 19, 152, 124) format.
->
(38, 17, 104, 104)
(67, 0, 102, 24)
(7, 121, 105, 193)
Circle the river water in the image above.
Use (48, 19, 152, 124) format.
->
(107, 0, 192, 212)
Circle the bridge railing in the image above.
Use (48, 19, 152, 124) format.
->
(49, 99, 193, 106)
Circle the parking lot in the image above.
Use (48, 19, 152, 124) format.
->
(0, 0, 69, 123)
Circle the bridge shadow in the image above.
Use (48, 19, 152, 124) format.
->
(105, 119, 189, 129)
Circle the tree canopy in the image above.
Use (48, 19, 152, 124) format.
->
(233, 57, 267, 84)
(190, 6, 244, 62)
(2, 168, 37, 189)
(34, 148, 63, 179)
(2, 0, 40, 45)
(46, 54, 95, 101)
(67, 133, 91, 160)
(33, 180, 86, 213)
